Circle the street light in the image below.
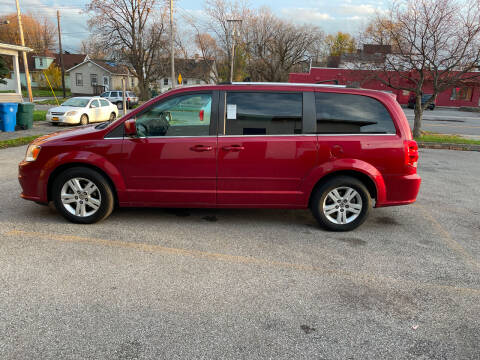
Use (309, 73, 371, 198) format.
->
(227, 19, 242, 83)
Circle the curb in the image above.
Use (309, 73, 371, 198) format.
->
(418, 142, 480, 152)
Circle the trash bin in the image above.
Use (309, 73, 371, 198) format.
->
(0, 103, 19, 132)
(16, 102, 35, 130)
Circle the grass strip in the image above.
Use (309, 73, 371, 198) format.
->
(415, 134, 480, 145)
(0, 135, 43, 149)
(33, 110, 47, 122)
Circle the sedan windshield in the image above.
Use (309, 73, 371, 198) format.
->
(61, 98, 89, 107)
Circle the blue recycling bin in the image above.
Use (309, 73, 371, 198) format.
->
(0, 103, 19, 132)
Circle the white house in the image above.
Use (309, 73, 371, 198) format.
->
(66, 59, 138, 96)
(0, 42, 32, 103)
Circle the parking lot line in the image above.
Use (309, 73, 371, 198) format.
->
(414, 204, 480, 271)
(5, 229, 480, 295)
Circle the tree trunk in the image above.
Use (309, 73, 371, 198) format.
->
(412, 94, 423, 138)
(137, 75, 149, 101)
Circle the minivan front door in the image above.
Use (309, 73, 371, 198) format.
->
(217, 91, 317, 207)
(120, 91, 218, 206)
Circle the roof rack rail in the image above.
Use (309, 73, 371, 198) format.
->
(231, 82, 346, 88)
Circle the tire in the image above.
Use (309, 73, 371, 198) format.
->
(80, 114, 89, 125)
(116, 102, 123, 110)
(310, 176, 371, 231)
(109, 112, 116, 121)
(52, 167, 115, 224)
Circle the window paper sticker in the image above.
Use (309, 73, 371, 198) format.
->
(227, 104, 237, 119)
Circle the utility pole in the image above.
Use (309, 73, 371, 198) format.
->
(227, 19, 242, 83)
(169, 0, 175, 89)
(57, 10, 66, 98)
(15, 0, 33, 102)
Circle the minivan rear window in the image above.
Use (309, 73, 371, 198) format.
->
(315, 93, 396, 134)
(225, 92, 302, 135)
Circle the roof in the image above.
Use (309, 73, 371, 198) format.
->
(54, 53, 88, 71)
(0, 43, 33, 53)
(172, 58, 215, 79)
(66, 59, 131, 75)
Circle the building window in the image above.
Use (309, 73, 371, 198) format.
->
(90, 73, 98, 86)
(451, 87, 473, 101)
(184, 79, 188, 85)
(131, 77, 134, 88)
(76, 73, 83, 86)
(163, 78, 168, 85)
(196, 79, 201, 85)
(39, 58, 43, 67)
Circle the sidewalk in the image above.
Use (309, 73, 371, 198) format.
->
(0, 121, 60, 141)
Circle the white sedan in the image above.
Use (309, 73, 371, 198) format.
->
(46, 97, 119, 125)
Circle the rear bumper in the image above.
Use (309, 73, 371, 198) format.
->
(376, 173, 421, 207)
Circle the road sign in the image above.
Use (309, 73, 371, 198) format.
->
(178, 73, 182, 84)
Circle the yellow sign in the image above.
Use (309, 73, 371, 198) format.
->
(177, 73, 182, 84)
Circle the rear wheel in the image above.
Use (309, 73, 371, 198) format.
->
(310, 176, 371, 231)
(116, 101, 123, 110)
(52, 167, 114, 224)
(80, 114, 89, 125)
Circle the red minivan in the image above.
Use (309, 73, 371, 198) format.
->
(18, 83, 420, 231)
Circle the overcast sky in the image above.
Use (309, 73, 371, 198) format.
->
(0, 0, 387, 52)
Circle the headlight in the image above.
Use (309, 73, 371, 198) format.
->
(66, 111, 77, 116)
(25, 144, 41, 162)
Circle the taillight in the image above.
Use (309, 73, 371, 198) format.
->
(405, 140, 419, 168)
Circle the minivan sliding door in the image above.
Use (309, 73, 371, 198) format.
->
(216, 91, 317, 207)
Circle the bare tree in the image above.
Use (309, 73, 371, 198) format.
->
(242, 7, 324, 81)
(203, 0, 250, 81)
(358, 0, 480, 137)
(80, 35, 111, 59)
(87, 0, 169, 99)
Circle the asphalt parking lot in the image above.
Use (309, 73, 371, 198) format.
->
(0, 146, 479, 359)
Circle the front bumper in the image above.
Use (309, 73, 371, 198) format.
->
(18, 160, 47, 203)
(46, 113, 80, 124)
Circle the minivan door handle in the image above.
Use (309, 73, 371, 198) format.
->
(190, 145, 213, 152)
(222, 145, 245, 151)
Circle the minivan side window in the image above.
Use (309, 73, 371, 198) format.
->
(136, 93, 212, 137)
(315, 93, 396, 134)
(225, 92, 302, 135)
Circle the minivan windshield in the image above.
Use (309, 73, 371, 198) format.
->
(61, 98, 90, 107)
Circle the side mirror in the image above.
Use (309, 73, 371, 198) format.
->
(124, 119, 137, 137)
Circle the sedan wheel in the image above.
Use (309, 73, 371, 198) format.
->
(80, 114, 89, 125)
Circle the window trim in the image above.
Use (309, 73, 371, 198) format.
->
(91, 73, 98, 86)
(133, 90, 219, 138)
(219, 90, 305, 136)
(75, 73, 83, 87)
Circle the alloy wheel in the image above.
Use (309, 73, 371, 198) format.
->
(60, 177, 102, 217)
(322, 186, 363, 225)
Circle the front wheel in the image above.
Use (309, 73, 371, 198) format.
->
(310, 176, 371, 231)
(80, 114, 89, 125)
(52, 167, 114, 224)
